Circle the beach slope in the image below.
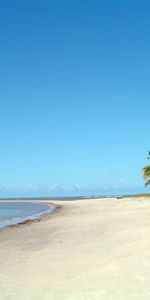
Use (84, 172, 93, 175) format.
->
(0, 198, 150, 299)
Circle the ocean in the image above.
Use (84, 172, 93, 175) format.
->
(0, 202, 56, 229)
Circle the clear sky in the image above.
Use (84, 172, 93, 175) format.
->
(0, 0, 150, 197)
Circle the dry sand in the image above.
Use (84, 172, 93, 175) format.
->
(0, 197, 150, 299)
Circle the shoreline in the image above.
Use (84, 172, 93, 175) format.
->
(0, 201, 60, 231)
(0, 195, 150, 231)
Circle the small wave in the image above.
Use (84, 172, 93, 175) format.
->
(0, 203, 56, 229)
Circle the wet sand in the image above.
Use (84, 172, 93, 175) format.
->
(0, 197, 150, 299)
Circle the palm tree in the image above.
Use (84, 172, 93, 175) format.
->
(143, 152, 150, 186)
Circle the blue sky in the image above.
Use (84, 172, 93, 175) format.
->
(0, 0, 150, 197)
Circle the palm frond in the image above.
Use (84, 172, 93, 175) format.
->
(145, 179, 150, 186)
(142, 152, 150, 186)
(143, 165, 150, 179)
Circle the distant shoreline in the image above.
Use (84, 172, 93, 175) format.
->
(0, 193, 150, 201)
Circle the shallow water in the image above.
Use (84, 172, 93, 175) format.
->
(0, 202, 55, 228)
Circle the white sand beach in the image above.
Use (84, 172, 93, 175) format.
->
(0, 197, 150, 299)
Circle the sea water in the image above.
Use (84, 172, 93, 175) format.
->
(0, 202, 56, 229)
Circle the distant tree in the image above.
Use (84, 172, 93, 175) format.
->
(143, 151, 150, 186)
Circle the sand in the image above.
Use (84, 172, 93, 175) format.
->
(0, 197, 150, 299)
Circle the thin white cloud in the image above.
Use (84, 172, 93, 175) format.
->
(73, 183, 89, 190)
(0, 180, 144, 197)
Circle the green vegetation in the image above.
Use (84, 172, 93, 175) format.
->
(143, 152, 150, 186)
(124, 193, 150, 198)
